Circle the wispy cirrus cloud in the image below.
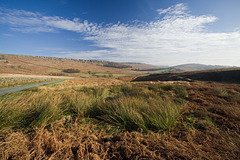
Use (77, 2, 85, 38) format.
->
(0, 4, 240, 66)
(157, 3, 189, 15)
(2, 33, 14, 37)
(0, 7, 97, 33)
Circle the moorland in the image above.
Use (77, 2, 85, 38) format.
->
(0, 53, 239, 159)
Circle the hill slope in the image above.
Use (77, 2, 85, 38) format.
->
(0, 53, 159, 76)
(172, 63, 235, 71)
(131, 63, 235, 73)
(132, 68, 240, 84)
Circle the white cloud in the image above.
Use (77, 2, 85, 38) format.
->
(0, 4, 240, 66)
(0, 7, 98, 33)
(157, 3, 189, 16)
(56, 50, 112, 60)
(2, 33, 14, 37)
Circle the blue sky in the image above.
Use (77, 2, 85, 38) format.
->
(0, 0, 240, 66)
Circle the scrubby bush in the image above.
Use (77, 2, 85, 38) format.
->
(49, 72, 66, 76)
(62, 68, 80, 73)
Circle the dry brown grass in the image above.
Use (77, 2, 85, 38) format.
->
(0, 53, 143, 76)
(1, 121, 239, 160)
(64, 78, 123, 86)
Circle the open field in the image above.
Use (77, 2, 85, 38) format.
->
(0, 78, 239, 159)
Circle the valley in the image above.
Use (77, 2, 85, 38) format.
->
(0, 53, 239, 159)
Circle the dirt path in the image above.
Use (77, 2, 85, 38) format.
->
(0, 79, 64, 96)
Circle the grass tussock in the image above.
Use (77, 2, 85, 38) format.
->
(0, 91, 63, 135)
(88, 96, 180, 132)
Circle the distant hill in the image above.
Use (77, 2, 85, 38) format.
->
(171, 63, 235, 71)
(131, 63, 235, 72)
(0, 53, 159, 76)
(123, 62, 163, 70)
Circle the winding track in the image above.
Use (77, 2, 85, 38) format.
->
(0, 79, 64, 96)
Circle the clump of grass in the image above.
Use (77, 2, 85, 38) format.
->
(0, 92, 32, 134)
(88, 96, 180, 132)
(148, 84, 188, 99)
(60, 91, 101, 118)
(232, 94, 240, 104)
(75, 86, 95, 93)
(174, 98, 187, 105)
(0, 89, 66, 133)
(213, 88, 229, 96)
(174, 86, 188, 98)
(194, 119, 215, 131)
(25, 95, 63, 127)
(160, 85, 175, 91)
(142, 98, 180, 131)
(88, 96, 147, 132)
(0, 90, 63, 135)
(74, 86, 109, 98)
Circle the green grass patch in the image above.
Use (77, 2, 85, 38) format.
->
(79, 73, 127, 78)
(87, 95, 181, 132)
(152, 69, 171, 73)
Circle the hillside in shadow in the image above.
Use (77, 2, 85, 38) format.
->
(132, 68, 240, 84)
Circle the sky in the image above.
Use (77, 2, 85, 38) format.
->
(0, 0, 240, 66)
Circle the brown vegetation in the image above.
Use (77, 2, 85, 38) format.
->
(1, 120, 239, 160)
(0, 53, 155, 76)
(62, 68, 80, 73)
(0, 78, 240, 159)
